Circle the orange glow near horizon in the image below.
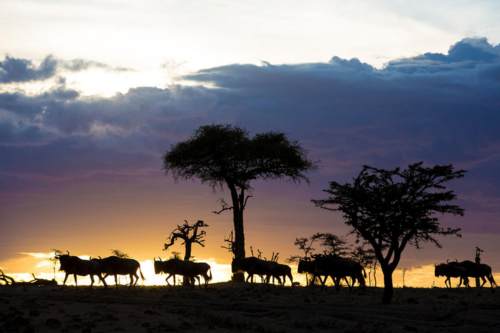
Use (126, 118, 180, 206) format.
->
(1, 252, 499, 289)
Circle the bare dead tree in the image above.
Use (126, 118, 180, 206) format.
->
(222, 231, 236, 257)
(164, 220, 208, 262)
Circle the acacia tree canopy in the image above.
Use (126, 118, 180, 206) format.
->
(164, 125, 313, 189)
(313, 162, 465, 303)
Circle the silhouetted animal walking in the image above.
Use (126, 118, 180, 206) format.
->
(458, 260, 496, 288)
(154, 258, 212, 286)
(434, 262, 469, 288)
(267, 262, 293, 286)
(98, 256, 144, 287)
(298, 256, 365, 290)
(57, 254, 106, 287)
(232, 257, 275, 284)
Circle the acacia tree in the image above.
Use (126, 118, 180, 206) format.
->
(313, 162, 464, 304)
(164, 124, 313, 280)
(164, 219, 208, 262)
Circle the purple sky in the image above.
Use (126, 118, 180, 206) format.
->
(1, 37, 500, 271)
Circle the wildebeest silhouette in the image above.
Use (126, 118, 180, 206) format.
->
(57, 254, 106, 287)
(435, 260, 496, 288)
(434, 262, 469, 288)
(267, 262, 293, 286)
(98, 256, 145, 287)
(232, 257, 273, 284)
(298, 256, 365, 290)
(458, 260, 496, 288)
(231, 257, 292, 285)
(154, 258, 212, 286)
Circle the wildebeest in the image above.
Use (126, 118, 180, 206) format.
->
(232, 257, 293, 286)
(435, 260, 496, 288)
(298, 256, 365, 290)
(267, 262, 293, 286)
(57, 254, 107, 287)
(434, 262, 469, 288)
(154, 258, 212, 286)
(232, 257, 275, 284)
(458, 260, 496, 288)
(97, 256, 145, 287)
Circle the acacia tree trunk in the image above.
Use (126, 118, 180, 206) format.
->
(232, 206, 246, 282)
(183, 242, 192, 286)
(382, 266, 394, 304)
(227, 183, 246, 282)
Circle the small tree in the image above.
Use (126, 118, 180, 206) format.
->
(164, 219, 208, 285)
(164, 124, 314, 280)
(313, 162, 464, 303)
(50, 249, 62, 280)
(164, 219, 208, 262)
(313, 233, 350, 257)
(111, 249, 129, 258)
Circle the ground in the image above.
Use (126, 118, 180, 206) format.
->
(0, 283, 499, 332)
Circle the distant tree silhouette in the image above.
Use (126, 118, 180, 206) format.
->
(313, 162, 465, 303)
(111, 249, 129, 258)
(474, 246, 484, 287)
(164, 220, 208, 285)
(164, 220, 208, 261)
(314, 233, 350, 257)
(164, 124, 314, 281)
(50, 249, 62, 280)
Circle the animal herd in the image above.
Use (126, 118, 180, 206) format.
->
(53, 252, 496, 290)
(434, 260, 497, 288)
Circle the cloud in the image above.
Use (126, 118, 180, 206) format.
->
(0, 55, 133, 83)
(0, 55, 57, 83)
(59, 59, 133, 72)
(1, 38, 500, 233)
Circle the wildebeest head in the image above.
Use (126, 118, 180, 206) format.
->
(57, 254, 78, 272)
(434, 263, 447, 277)
(154, 257, 164, 274)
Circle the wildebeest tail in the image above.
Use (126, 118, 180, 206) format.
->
(139, 267, 145, 281)
(208, 268, 212, 281)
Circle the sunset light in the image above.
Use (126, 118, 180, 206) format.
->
(2, 1, 500, 331)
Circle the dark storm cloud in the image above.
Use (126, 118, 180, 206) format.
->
(0, 55, 133, 83)
(1, 37, 500, 231)
(0, 55, 57, 83)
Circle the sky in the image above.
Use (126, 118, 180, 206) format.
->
(1, 0, 500, 286)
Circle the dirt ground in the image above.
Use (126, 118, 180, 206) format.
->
(0, 283, 499, 333)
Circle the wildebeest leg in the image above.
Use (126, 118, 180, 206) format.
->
(63, 273, 69, 286)
(319, 275, 327, 287)
(134, 273, 140, 286)
(445, 276, 450, 288)
(99, 274, 107, 287)
(74, 274, 78, 287)
(129, 273, 136, 287)
(90, 275, 94, 287)
(114, 274, 118, 287)
(480, 276, 487, 288)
